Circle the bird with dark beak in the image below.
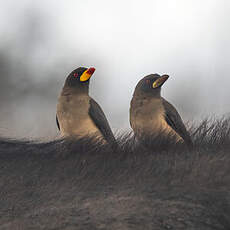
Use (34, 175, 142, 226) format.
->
(130, 74, 192, 146)
(56, 67, 116, 145)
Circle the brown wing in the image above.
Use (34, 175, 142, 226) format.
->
(89, 98, 116, 145)
(56, 115, 60, 130)
(162, 98, 193, 146)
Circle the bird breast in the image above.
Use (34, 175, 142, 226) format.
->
(130, 97, 164, 132)
(131, 97, 172, 134)
(57, 94, 100, 137)
(130, 96, 184, 142)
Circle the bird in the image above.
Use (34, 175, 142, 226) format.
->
(56, 67, 116, 145)
(130, 74, 192, 146)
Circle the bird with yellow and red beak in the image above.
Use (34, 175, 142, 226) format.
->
(130, 74, 192, 146)
(56, 67, 116, 145)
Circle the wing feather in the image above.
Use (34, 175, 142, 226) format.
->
(162, 98, 192, 146)
(56, 115, 60, 131)
(89, 98, 116, 145)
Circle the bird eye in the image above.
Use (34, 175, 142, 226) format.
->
(73, 73, 78, 77)
(146, 79, 150, 84)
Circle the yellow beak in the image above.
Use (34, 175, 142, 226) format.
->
(152, 75, 169, 88)
(80, 67, 96, 82)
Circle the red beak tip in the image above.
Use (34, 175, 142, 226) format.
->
(87, 67, 96, 75)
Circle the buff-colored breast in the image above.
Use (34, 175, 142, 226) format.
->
(57, 93, 102, 138)
(130, 97, 183, 142)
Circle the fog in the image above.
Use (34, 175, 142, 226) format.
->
(0, 0, 229, 138)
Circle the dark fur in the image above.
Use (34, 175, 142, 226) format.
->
(0, 118, 230, 229)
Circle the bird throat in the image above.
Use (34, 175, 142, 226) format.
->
(62, 84, 89, 96)
(130, 96, 165, 134)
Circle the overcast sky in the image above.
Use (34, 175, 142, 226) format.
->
(0, 0, 229, 138)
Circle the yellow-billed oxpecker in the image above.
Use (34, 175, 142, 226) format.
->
(56, 67, 116, 144)
(130, 74, 192, 146)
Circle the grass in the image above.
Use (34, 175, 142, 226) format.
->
(0, 118, 230, 229)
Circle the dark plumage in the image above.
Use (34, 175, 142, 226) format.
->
(162, 98, 192, 146)
(56, 67, 116, 145)
(130, 74, 192, 146)
(88, 98, 116, 144)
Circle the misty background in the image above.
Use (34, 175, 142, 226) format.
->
(0, 0, 229, 139)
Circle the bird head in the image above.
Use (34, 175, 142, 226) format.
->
(134, 74, 169, 97)
(64, 67, 96, 90)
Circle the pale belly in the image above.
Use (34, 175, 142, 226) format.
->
(60, 116, 101, 138)
(130, 98, 183, 142)
(57, 95, 103, 139)
(132, 113, 171, 135)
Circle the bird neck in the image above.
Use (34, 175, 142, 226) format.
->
(61, 85, 89, 96)
(133, 90, 161, 99)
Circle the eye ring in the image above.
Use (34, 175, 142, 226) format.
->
(73, 73, 78, 77)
